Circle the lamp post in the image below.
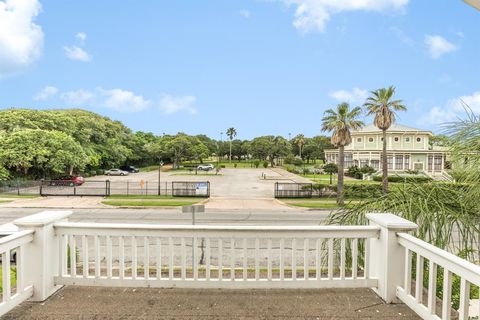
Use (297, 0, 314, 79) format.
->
(158, 161, 164, 195)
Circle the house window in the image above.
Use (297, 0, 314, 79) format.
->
(394, 137, 399, 142)
(428, 156, 433, 171)
(357, 138, 362, 142)
(434, 155, 442, 171)
(368, 137, 374, 143)
(395, 155, 403, 170)
(387, 156, 393, 170)
(416, 137, 422, 143)
(371, 160, 379, 169)
(405, 137, 410, 142)
(345, 153, 353, 167)
(405, 155, 410, 169)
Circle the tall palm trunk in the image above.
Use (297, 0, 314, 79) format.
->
(382, 129, 388, 194)
(337, 145, 345, 206)
(229, 140, 232, 162)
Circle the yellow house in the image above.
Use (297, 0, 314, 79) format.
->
(324, 124, 448, 178)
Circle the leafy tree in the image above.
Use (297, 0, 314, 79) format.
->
(226, 127, 237, 162)
(0, 129, 87, 178)
(429, 134, 451, 147)
(321, 103, 364, 206)
(323, 163, 338, 184)
(364, 86, 406, 194)
(293, 134, 306, 158)
(249, 136, 290, 166)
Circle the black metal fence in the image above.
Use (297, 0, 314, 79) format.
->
(274, 183, 313, 198)
(0, 179, 211, 198)
(172, 181, 210, 197)
(40, 180, 111, 196)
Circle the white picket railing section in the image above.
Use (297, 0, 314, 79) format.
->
(397, 233, 480, 320)
(0, 230, 34, 315)
(53, 222, 379, 289)
(1, 211, 478, 320)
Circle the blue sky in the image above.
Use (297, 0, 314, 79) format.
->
(0, 0, 479, 139)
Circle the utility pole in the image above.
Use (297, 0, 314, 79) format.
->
(157, 161, 164, 195)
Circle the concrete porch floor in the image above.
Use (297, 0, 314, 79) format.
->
(2, 287, 420, 319)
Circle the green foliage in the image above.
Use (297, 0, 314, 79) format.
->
(372, 175, 432, 183)
(322, 163, 338, 174)
(0, 165, 9, 180)
(253, 160, 260, 168)
(0, 129, 87, 178)
(262, 160, 269, 168)
(314, 183, 383, 199)
(249, 136, 290, 166)
(328, 182, 480, 261)
(346, 165, 376, 179)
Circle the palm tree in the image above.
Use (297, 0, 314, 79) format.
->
(364, 86, 406, 194)
(226, 127, 237, 163)
(295, 134, 306, 159)
(321, 103, 364, 206)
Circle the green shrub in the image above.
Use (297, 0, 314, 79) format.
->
(292, 158, 304, 166)
(96, 169, 104, 175)
(313, 183, 383, 199)
(372, 175, 432, 183)
(284, 155, 296, 165)
(234, 163, 237, 168)
(253, 160, 260, 168)
(262, 161, 269, 168)
(89, 170, 97, 176)
(220, 165, 226, 169)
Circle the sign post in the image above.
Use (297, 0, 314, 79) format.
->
(158, 161, 164, 196)
(182, 204, 205, 267)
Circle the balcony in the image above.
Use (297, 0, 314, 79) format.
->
(0, 211, 479, 319)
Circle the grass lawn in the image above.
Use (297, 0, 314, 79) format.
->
(102, 198, 202, 207)
(171, 172, 222, 176)
(0, 200, 13, 203)
(106, 195, 179, 199)
(282, 198, 359, 209)
(0, 194, 39, 198)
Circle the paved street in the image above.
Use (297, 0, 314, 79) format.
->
(0, 207, 331, 226)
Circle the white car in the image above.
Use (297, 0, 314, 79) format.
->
(105, 168, 129, 176)
(197, 164, 214, 171)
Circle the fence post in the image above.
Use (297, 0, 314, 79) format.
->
(14, 210, 73, 301)
(366, 213, 418, 303)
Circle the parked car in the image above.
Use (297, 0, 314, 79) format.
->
(197, 164, 214, 171)
(49, 175, 85, 186)
(120, 165, 139, 173)
(105, 168, 129, 176)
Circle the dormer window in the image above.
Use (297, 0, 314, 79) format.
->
(357, 138, 362, 142)
(368, 137, 374, 142)
(405, 137, 410, 142)
(394, 137, 399, 142)
(416, 137, 422, 143)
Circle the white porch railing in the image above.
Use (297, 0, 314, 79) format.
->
(53, 223, 380, 288)
(1, 210, 478, 320)
(397, 233, 480, 320)
(0, 229, 34, 315)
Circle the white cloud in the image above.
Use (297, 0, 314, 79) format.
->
(34, 86, 58, 100)
(98, 88, 151, 113)
(239, 9, 251, 18)
(421, 91, 480, 125)
(0, 0, 44, 78)
(390, 26, 414, 46)
(271, 0, 409, 33)
(63, 46, 91, 62)
(60, 89, 95, 105)
(159, 94, 197, 114)
(330, 87, 368, 104)
(424, 35, 457, 59)
(76, 32, 86, 43)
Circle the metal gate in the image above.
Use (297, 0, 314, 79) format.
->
(172, 181, 210, 197)
(40, 180, 110, 196)
(274, 182, 313, 198)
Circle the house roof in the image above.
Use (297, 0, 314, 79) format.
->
(352, 123, 432, 135)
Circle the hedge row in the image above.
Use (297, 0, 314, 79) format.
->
(372, 175, 432, 183)
(313, 183, 383, 199)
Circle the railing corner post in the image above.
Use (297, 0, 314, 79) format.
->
(13, 210, 73, 301)
(366, 213, 418, 303)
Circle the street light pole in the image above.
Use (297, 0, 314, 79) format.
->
(158, 161, 164, 196)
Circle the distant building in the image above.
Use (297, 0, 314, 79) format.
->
(324, 124, 448, 178)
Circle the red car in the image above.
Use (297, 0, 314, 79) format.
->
(49, 175, 85, 187)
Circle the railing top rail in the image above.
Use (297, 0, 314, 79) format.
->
(398, 232, 480, 285)
(54, 222, 380, 238)
(0, 229, 34, 253)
